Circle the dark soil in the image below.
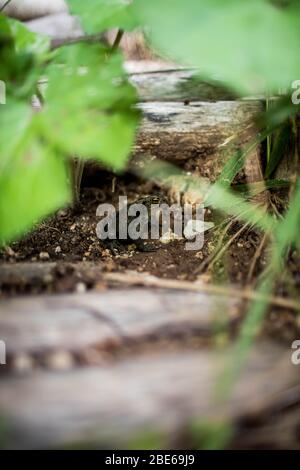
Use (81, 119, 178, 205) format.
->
(0, 172, 265, 286)
(0, 171, 299, 344)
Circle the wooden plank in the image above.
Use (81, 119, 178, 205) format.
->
(0, 342, 298, 449)
(129, 68, 236, 102)
(1, 263, 298, 312)
(25, 13, 83, 42)
(0, 287, 237, 356)
(2, 0, 68, 20)
(134, 101, 262, 181)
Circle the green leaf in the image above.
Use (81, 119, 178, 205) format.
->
(41, 43, 139, 171)
(0, 137, 70, 244)
(8, 17, 50, 58)
(0, 101, 32, 169)
(67, 0, 138, 34)
(0, 15, 50, 101)
(134, 0, 300, 94)
(0, 99, 70, 244)
(264, 121, 292, 178)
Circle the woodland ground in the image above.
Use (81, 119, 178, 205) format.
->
(0, 170, 299, 346)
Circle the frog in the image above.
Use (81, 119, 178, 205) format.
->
(104, 194, 168, 255)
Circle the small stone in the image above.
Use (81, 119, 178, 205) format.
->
(5, 246, 16, 257)
(12, 354, 34, 373)
(70, 223, 77, 231)
(75, 282, 87, 294)
(55, 246, 62, 254)
(39, 251, 50, 260)
(101, 249, 111, 257)
(43, 274, 53, 284)
(160, 229, 182, 244)
(58, 209, 67, 217)
(79, 347, 107, 366)
(44, 351, 74, 371)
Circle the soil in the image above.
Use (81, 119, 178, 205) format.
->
(0, 170, 299, 344)
(0, 171, 265, 285)
(1, 170, 300, 450)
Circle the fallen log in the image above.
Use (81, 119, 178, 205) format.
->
(1, 263, 298, 312)
(0, 341, 298, 449)
(0, 287, 239, 358)
(133, 101, 263, 181)
(128, 67, 236, 102)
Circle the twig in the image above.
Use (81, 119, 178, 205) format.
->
(196, 218, 234, 274)
(51, 33, 108, 50)
(0, 0, 12, 13)
(102, 271, 300, 312)
(247, 232, 268, 283)
(209, 223, 249, 269)
(111, 29, 124, 52)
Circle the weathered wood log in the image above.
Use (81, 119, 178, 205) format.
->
(25, 13, 83, 42)
(127, 65, 264, 183)
(2, 0, 68, 20)
(134, 101, 263, 180)
(0, 341, 298, 449)
(0, 287, 239, 357)
(2, 263, 298, 311)
(129, 68, 236, 102)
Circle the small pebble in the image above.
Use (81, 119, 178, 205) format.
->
(75, 282, 87, 294)
(55, 246, 62, 254)
(43, 274, 53, 284)
(44, 351, 74, 371)
(39, 251, 50, 260)
(58, 209, 67, 217)
(12, 354, 34, 373)
(5, 246, 16, 257)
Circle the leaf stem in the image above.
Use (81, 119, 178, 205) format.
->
(111, 29, 124, 52)
(0, 0, 12, 13)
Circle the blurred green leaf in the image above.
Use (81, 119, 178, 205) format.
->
(41, 43, 139, 170)
(0, 100, 32, 169)
(0, 15, 50, 101)
(0, 17, 139, 243)
(190, 420, 233, 450)
(134, 0, 300, 94)
(265, 121, 292, 178)
(8, 18, 50, 58)
(0, 131, 70, 243)
(67, 0, 138, 34)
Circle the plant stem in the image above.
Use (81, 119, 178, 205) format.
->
(111, 29, 124, 52)
(0, 0, 12, 13)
